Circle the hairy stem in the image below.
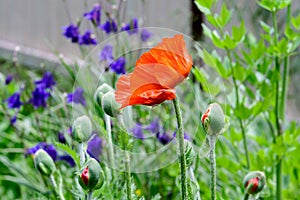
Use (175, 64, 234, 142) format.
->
(272, 10, 283, 200)
(50, 174, 65, 200)
(243, 193, 249, 200)
(173, 97, 187, 200)
(209, 135, 217, 200)
(188, 167, 201, 200)
(104, 114, 115, 180)
(78, 143, 85, 167)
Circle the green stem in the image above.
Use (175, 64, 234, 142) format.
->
(50, 174, 65, 200)
(78, 143, 85, 167)
(188, 167, 201, 200)
(209, 135, 217, 200)
(118, 115, 132, 200)
(173, 97, 187, 200)
(104, 114, 115, 180)
(225, 48, 250, 169)
(272, 10, 283, 200)
(243, 193, 249, 200)
(87, 191, 92, 200)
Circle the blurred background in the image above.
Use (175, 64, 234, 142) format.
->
(0, 0, 299, 119)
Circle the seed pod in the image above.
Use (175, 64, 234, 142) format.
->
(78, 158, 102, 191)
(201, 103, 225, 135)
(101, 91, 121, 117)
(72, 115, 92, 143)
(34, 149, 56, 176)
(243, 171, 266, 195)
(94, 83, 113, 107)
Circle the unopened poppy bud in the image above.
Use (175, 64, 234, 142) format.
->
(34, 149, 56, 176)
(102, 91, 121, 117)
(243, 171, 266, 195)
(72, 115, 92, 143)
(78, 158, 102, 191)
(94, 83, 113, 107)
(201, 103, 225, 135)
(185, 141, 196, 168)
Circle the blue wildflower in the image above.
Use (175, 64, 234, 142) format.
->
(30, 86, 49, 108)
(145, 118, 161, 134)
(173, 131, 191, 141)
(66, 87, 86, 106)
(5, 92, 22, 109)
(58, 132, 66, 144)
(58, 155, 75, 167)
(156, 131, 174, 145)
(79, 30, 97, 45)
(101, 19, 118, 34)
(5, 74, 13, 85)
(10, 115, 17, 125)
(87, 134, 103, 162)
(34, 71, 56, 90)
(141, 29, 152, 42)
(63, 24, 80, 43)
(26, 142, 57, 161)
(99, 44, 114, 65)
(132, 123, 144, 139)
(84, 4, 101, 27)
(121, 18, 138, 35)
(110, 57, 126, 74)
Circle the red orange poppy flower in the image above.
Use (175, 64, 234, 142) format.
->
(115, 34, 193, 109)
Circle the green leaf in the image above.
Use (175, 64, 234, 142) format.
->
(211, 31, 225, 49)
(232, 21, 246, 43)
(292, 14, 300, 29)
(260, 21, 273, 34)
(55, 142, 80, 167)
(218, 3, 232, 28)
(232, 63, 246, 81)
(194, 0, 215, 15)
(223, 34, 237, 49)
(257, 0, 291, 12)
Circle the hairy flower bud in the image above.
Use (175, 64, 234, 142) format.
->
(102, 91, 121, 117)
(78, 158, 102, 191)
(201, 103, 225, 135)
(94, 83, 113, 107)
(72, 115, 92, 143)
(34, 149, 56, 176)
(243, 171, 266, 195)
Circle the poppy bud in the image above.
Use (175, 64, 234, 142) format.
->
(201, 103, 225, 135)
(94, 83, 113, 107)
(243, 171, 266, 195)
(101, 91, 121, 117)
(78, 158, 102, 191)
(185, 141, 196, 168)
(72, 115, 92, 143)
(34, 149, 56, 176)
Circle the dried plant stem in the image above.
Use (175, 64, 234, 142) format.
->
(173, 97, 187, 200)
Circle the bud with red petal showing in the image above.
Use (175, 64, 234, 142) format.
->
(201, 103, 226, 136)
(78, 158, 102, 191)
(243, 171, 266, 195)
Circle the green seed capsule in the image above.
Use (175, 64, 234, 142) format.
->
(72, 115, 92, 143)
(34, 149, 56, 176)
(101, 91, 121, 117)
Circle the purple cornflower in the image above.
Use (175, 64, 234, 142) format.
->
(58, 155, 75, 167)
(63, 24, 80, 43)
(110, 57, 126, 74)
(79, 30, 97, 45)
(141, 29, 152, 42)
(101, 19, 118, 34)
(66, 87, 86, 106)
(145, 118, 161, 134)
(5, 74, 13, 85)
(156, 131, 174, 145)
(87, 134, 103, 162)
(34, 71, 56, 90)
(132, 123, 144, 139)
(30, 86, 49, 108)
(58, 132, 66, 143)
(99, 44, 114, 65)
(10, 115, 17, 125)
(121, 18, 138, 35)
(84, 4, 101, 27)
(26, 142, 57, 161)
(5, 92, 22, 109)
(173, 131, 191, 141)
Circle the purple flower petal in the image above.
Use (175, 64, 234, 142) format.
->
(132, 123, 144, 139)
(99, 44, 114, 65)
(79, 30, 97, 45)
(87, 134, 103, 162)
(5, 92, 22, 109)
(63, 24, 80, 43)
(110, 57, 126, 74)
(66, 87, 86, 106)
(84, 4, 101, 27)
(101, 20, 118, 34)
(141, 29, 152, 42)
